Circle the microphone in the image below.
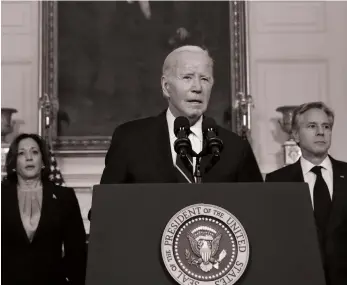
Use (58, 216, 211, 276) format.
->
(174, 116, 192, 158)
(202, 117, 223, 158)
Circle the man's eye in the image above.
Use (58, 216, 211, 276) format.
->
(308, 124, 316, 128)
(183, 76, 191, 80)
(201, 77, 209, 82)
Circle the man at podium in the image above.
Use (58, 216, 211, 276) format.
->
(100, 45, 263, 184)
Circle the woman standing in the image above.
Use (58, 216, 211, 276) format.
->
(1, 133, 87, 285)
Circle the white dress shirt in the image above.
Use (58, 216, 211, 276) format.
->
(166, 108, 203, 175)
(300, 155, 333, 208)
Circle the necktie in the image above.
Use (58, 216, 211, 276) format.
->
(176, 151, 194, 183)
(311, 166, 331, 232)
(176, 131, 195, 183)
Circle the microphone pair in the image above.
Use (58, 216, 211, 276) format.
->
(173, 116, 223, 158)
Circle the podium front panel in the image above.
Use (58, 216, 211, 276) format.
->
(86, 183, 325, 285)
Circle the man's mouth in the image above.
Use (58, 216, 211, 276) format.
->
(187, 99, 203, 104)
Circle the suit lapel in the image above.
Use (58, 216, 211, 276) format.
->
(31, 182, 55, 242)
(327, 157, 347, 235)
(289, 160, 305, 182)
(154, 111, 179, 182)
(6, 183, 31, 245)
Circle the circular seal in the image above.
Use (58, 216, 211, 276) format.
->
(161, 204, 249, 285)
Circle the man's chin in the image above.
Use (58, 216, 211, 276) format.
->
(186, 112, 203, 121)
(186, 108, 205, 117)
(178, 113, 200, 126)
(311, 148, 329, 157)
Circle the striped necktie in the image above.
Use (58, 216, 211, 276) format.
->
(175, 130, 195, 183)
(176, 152, 194, 183)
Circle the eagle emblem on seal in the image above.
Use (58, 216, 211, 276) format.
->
(186, 226, 227, 272)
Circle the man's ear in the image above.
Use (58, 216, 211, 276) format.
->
(161, 75, 170, 100)
(292, 129, 300, 144)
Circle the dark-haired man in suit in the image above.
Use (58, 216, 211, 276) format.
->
(100, 45, 263, 184)
(266, 101, 347, 285)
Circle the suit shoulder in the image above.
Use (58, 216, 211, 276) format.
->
(265, 164, 296, 181)
(51, 184, 76, 199)
(218, 126, 245, 144)
(217, 126, 257, 156)
(119, 116, 158, 130)
(1, 179, 12, 189)
(332, 159, 347, 178)
(1, 180, 14, 198)
(332, 158, 347, 168)
(112, 116, 158, 137)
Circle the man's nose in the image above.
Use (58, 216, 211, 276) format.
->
(316, 125, 324, 135)
(192, 77, 202, 92)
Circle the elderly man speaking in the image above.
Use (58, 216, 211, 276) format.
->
(100, 45, 263, 184)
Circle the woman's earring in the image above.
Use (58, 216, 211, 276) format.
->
(12, 168, 16, 173)
(42, 165, 45, 169)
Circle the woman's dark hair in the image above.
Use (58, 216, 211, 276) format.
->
(4, 133, 52, 183)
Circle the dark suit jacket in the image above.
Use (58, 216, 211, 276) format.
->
(100, 111, 263, 184)
(265, 157, 347, 285)
(1, 180, 87, 285)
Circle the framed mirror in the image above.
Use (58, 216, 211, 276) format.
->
(40, 1, 248, 155)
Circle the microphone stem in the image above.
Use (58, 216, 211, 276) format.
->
(194, 156, 202, 184)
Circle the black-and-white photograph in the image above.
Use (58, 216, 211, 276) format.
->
(1, 1, 347, 285)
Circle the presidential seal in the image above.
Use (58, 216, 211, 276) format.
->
(161, 204, 249, 285)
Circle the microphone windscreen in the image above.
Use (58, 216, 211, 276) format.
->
(202, 117, 218, 133)
(174, 116, 190, 136)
